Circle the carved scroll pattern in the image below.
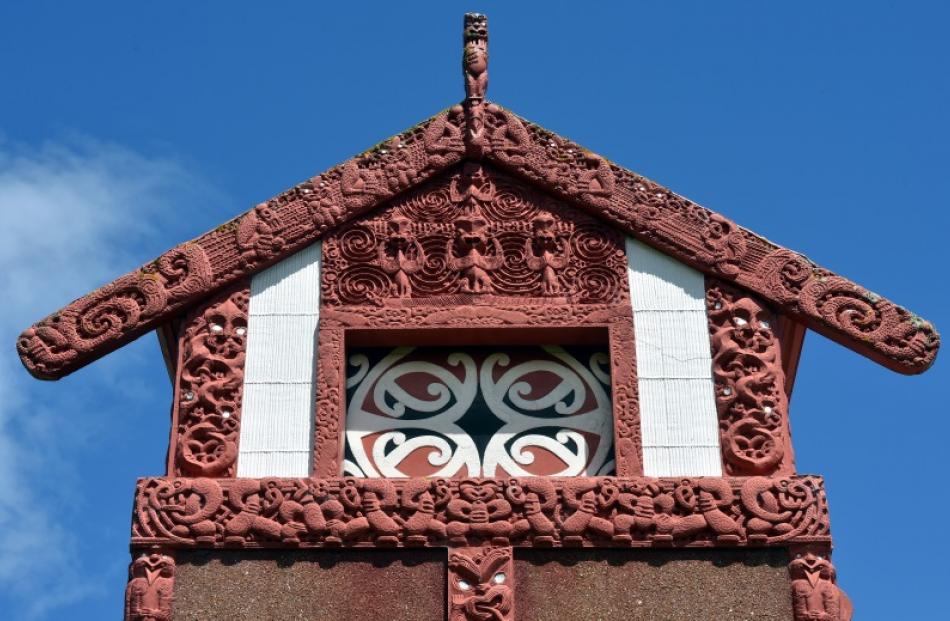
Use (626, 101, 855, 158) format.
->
(706, 279, 793, 476)
(482, 107, 939, 373)
(131, 475, 828, 549)
(125, 551, 175, 621)
(172, 285, 249, 478)
(342, 346, 614, 479)
(320, 164, 628, 306)
(449, 546, 514, 621)
(788, 546, 854, 621)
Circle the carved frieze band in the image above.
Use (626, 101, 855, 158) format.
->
(172, 285, 249, 478)
(125, 550, 175, 621)
(706, 279, 794, 477)
(19, 103, 937, 377)
(131, 475, 828, 549)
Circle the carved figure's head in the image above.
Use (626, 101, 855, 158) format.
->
(202, 297, 247, 359)
(531, 214, 558, 249)
(386, 216, 414, 249)
(455, 213, 490, 250)
(450, 547, 512, 621)
(789, 551, 837, 586)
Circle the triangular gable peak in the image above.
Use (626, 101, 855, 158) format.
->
(17, 18, 938, 380)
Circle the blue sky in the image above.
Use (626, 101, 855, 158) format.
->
(0, 1, 947, 618)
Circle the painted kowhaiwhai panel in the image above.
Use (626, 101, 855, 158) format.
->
(344, 345, 615, 478)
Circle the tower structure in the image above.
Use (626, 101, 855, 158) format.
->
(17, 14, 938, 620)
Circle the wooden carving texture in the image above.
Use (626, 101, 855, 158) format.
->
(125, 551, 175, 621)
(706, 279, 794, 476)
(788, 547, 853, 621)
(172, 285, 249, 478)
(449, 546, 514, 621)
(131, 475, 829, 549)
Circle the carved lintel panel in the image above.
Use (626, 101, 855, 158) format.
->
(320, 163, 628, 307)
(788, 545, 853, 621)
(172, 285, 249, 478)
(125, 550, 175, 621)
(449, 546, 514, 621)
(131, 475, 829, 549)
(707, 279, 794, 476)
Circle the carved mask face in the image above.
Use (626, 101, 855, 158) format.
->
(455, 215, 490, 249)
(203, 299, 247, 359)
(789, 552, 835, 587)
(531, 214, 557, 249)
(451, 548, 512, 621)
(387, 216, 413, 248)
(729, 299, 773, 351)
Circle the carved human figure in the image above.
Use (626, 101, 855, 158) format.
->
(447, 209, 504, 293)
(524, 214, 570, 295)
(377, 215, 425, 297)
(449, 547, 513, 621)
(125, 552, 175, 621)
(789, 551, 853, 621)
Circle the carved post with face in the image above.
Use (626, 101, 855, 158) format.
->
(463, 13, 489, 158)
(448, 546, 514, 621)
(788, 546, 853, 621)
(125, 550, 175, 621)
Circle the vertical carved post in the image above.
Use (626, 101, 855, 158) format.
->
(462, 13, 489, 159)
(313, 326, 346, 477)
(788, 545, 853, 621)
(448, 546, 515, 621)
(706, 278, 795, 476)
(171, 285, 249, 478)
(125, 550, 176, 621)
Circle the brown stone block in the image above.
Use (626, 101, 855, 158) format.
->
(173, 549, 445, 620)
(515, 548, 793, 621)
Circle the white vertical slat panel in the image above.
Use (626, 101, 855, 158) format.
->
(626, 237, 721, 476)
(238, 241, 322, 477)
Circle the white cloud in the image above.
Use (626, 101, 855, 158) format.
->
(0, 138, 214, 618)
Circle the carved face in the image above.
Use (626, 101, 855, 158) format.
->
(728, 298, 774, 351)
(451, 548, 512, 621)
(455, 214, 490, 249)
(202, 299, 247, 359)
(531, 214, 557, 249)
(789, 552, 836, 585)
(387, 216, 414, 248)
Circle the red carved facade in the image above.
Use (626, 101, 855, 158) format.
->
(13, 11, 931, 619)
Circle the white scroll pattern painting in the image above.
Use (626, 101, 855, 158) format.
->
(344, 346, 615, 478)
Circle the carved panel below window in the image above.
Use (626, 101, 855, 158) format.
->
(344, 345, 615, 478)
